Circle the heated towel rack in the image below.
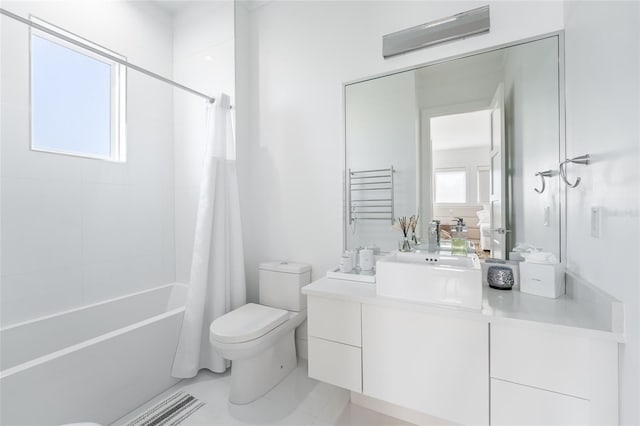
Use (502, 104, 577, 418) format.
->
(348, 166, 395, 225)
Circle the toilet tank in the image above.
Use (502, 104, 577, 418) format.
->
(259, 261, 311, 312)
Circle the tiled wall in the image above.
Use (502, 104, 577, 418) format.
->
(0, 1, 176, 326)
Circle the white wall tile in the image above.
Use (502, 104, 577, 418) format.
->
(1, 177, 83, 276)
(81, 254, 173, 304)
(0, 1, 176, 327)
(173, 1, 235, 65)
(81, 183, 175, 265)
(0, 267, 83, 326)
(174, 187, 200, 283)
(81, 183, 134, 264)
(128, 184, 175, 257)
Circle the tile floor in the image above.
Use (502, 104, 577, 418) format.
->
(112, 360, 412, 426)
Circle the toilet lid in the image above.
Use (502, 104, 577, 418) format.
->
(210, 303, 289, 344)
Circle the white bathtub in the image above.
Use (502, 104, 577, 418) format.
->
(0, 283, 187, 425)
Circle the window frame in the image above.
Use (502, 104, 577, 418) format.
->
(433, 167, 468, 205)
(29, 16, 127, 162)
(476, 165, 490, 204)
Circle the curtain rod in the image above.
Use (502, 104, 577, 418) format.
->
(0, 7, 217, 104)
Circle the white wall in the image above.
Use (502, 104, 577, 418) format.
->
(564, 2, 640, 424)
(503, 37, 560, 256)
(172, 0, 236, 284)
(240, 1, 564, 301)
(0, 1, 175, 326)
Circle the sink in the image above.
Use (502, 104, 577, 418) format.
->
(375, 251, 482, 310)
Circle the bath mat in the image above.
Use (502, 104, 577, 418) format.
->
(124, 391, 205, 426)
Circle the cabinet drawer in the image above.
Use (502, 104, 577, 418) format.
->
(491, 323, 590, 398)
(308, 337, 362, 392)
(308, 296, 361, 346)
(362, 304, 489, 426)
(491, 379, 589, 426)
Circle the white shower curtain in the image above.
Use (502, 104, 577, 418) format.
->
(172, 93, 246, 378)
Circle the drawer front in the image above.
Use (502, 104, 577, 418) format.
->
(363, 304, 489, 426)
(308, 337, 362, 392)
(491, 323, 590, 398)
(491, 379, 590, 426)
(307, 296, 361, 346)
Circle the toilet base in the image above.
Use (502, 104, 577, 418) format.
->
(228, 329, 297, 404)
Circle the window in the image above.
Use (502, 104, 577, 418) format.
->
(434, 168, 467, 203)
(30, 17, 126, 161)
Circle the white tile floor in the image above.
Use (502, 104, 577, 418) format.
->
(112, 360, 412, 426)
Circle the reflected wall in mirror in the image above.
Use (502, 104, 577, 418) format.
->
(344, 35, 561, 259)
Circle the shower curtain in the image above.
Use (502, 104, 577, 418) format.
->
(172, 93, 246, 377)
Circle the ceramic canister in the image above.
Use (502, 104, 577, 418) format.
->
(339, 255, 353, 273)
(487, 265, 515, 290)
(359, 248, 374, 272)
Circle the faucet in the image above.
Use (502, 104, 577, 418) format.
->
(428, 220, 441, 251)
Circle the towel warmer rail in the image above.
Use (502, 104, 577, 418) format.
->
(348, 166, 395, 225)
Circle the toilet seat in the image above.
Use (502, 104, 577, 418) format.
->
(210, 303, 289, 344)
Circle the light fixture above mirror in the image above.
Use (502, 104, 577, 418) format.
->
(383, 5, 491, 58)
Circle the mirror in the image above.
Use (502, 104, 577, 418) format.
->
(344, 35, 561, 259)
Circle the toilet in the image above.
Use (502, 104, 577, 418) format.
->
(210, 261, 311, 404)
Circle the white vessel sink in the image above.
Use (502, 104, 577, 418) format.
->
(376, 251, 482, 310)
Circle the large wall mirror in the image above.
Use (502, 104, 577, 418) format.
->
(344, 34, 563, 260)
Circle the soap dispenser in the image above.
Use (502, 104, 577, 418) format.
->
(451, 217, 468, 255)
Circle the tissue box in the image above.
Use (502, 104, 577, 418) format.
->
(519, 262, 565, 298)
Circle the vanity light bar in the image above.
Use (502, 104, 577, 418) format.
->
(383, 5, 490, 58)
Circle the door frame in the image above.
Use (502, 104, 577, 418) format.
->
(420, 100, 491, 239)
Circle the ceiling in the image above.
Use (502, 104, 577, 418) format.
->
(430, 109, 492, 151)
(150, 0, 271, 15)
(150, 0, 201, 15)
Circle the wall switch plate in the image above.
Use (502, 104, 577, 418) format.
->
(543, 206, 551, 227)
(590, 206, 602, 238)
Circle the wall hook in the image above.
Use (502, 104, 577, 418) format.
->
(559, 154, 590, 188)
(534, 170, 554, 194)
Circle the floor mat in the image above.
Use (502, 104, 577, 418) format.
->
(124, 391, 205, 426)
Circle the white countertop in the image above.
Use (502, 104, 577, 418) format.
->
(302, 276, 625, 342)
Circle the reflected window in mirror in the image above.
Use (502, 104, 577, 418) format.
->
(434, 169, 467, 204)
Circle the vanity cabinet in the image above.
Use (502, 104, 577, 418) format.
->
(362, 304, 489, 426)
(491, 379, 590, 426)
(490, 323, 619, 425)
(307, 296, 362, 392)
(303, 279, 621, 426)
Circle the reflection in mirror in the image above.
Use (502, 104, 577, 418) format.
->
(345, 35, 561, 259)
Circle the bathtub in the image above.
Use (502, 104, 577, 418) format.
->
(0, 283, 187, 425)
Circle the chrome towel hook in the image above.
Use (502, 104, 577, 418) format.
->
(534, 170, 554, 194)
(559, 154, 590, 188)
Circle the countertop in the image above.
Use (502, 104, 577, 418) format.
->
(302, 276, 625, 342)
